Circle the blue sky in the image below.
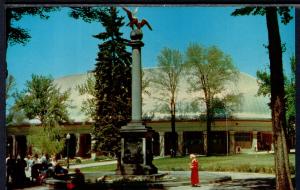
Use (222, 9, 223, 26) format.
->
(7, 6, 295, 93)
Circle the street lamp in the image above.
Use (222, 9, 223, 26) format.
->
(66, 133, 71, 169)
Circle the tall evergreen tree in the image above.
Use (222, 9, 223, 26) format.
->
(92, 7, 131, 165)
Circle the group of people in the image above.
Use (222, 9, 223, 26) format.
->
(6, 153, 85, 189)
(6, 154, 27, 186)
(7, 152, 197, 188)
(6, 153, 56, 185)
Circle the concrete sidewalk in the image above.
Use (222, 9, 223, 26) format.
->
(12, 171, 276, 190)
(69, 156, 165, 169)
(166, 172, 275, 190)
(19, 157, 277, 190)
(13, 171, 232, 190)
(69, 160, 117, 169)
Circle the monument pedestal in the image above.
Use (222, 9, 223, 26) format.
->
(117, 122, 158, 175)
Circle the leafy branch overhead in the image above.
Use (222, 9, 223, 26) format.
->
(7, 7, 59, 46)
(231, 7, 293, 24)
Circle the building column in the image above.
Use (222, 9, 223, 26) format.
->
(271, 143, 274, 151)
(252, 131, 258, 152)
(203, 131, 207, 155)
(159, 132, 165, 157)
(12, 135, 16, 158)
(76, 134, 88, 157)
(229, 131, 236, 154)
(177, 132, 183, 156)
(90, 133, 96, 159)
(75, 133, 80, 156)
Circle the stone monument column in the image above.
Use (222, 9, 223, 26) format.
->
(131, 31, 143, 122)
(118, 29, 157, 175)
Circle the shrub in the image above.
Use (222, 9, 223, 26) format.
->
(75, 158, 82, 164)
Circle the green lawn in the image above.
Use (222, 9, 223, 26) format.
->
(80, 153, 295, 174)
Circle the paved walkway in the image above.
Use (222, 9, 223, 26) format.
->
(17, 158, 277, 190)
(69, 160, 117, 169)
(13, 171, 276, 190)
(167, 172, 275, 190)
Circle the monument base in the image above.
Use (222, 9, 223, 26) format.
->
(117, 122, 158, 175)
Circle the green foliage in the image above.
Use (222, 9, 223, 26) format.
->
(89, 7, 131, 156)
(256, 68, 271, 98)
(69, 7, 103, 23)
(185, 43, 239, 155)
(76, 73, 96, 119)
(75, 158, 82, 164)
(7, 7, 59, 46)
(231, 7, 293, 25)
(150, 47, 185, 155)
(11, 74, 69, 155)
(27, 125, 65, 156)
(256, 56, 296, 138)
(185, 43, 239, 119)
(13, 74, 70, 126)
(285, 55, 296, 124)
(6, 74, 16, 100)
(150, 47, 184, 113)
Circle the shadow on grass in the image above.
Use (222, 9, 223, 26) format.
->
(84, 182, 166, 190)
(213, 177, 295, 190)
(212, 178, 274, 189)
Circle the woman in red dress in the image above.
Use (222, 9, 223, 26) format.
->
(189, 154, 200, 187)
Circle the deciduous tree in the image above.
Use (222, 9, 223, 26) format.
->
(12, 74, 70, 156)
(185, 43, 238, 156)
(232, 7, 294, 190)
(13, 74, 70, 126)
(150, 48, 184, 157)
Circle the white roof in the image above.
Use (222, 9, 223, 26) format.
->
(52, 69, 271, 123)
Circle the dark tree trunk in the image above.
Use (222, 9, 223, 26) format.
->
(170, 99, 177, 157)
(265, 7, 293, 190)
(5, 8, 11, 78)
(206, 101, 212, 156)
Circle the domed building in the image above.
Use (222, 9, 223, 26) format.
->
(7, 69, 273, 158)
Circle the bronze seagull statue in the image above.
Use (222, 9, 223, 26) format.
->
(122, 7, 153, 31)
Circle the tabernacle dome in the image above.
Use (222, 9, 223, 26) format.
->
(53, 69, 271, 123)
